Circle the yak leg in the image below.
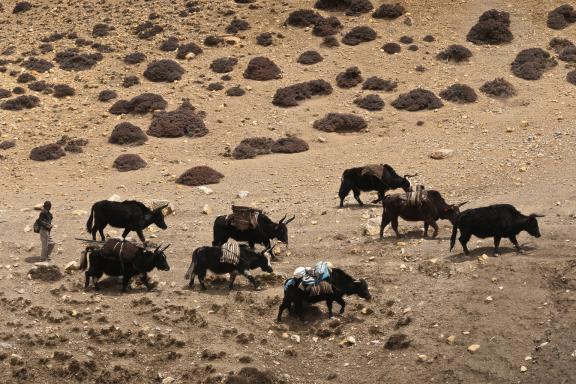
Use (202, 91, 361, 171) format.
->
(430, 220, 439, 238)
(96, 227, 105, 241)
(380, 215, 391, 239)
(229, 271, 238, 290)
(493, 236, 502, 256)
(352, 188, 364, 206)
(338, 180, 353, 208)
(295, 299, 305, 321)
(264, 239, 277, 261)
(198, 269, 207, 291)
(140, 273, 154, 291)
(371, 190, 385, 204)
(423, 222, 429, 238)
(122, 273, 132, 292)
(242, 270, 260, 290)
(509, 235, 523, 253)
(277, 297, 291, 322)
(336, 296, 346, 314)
(136, 229, 146, 244)
(326, 300, 334, 319)
(93, 276, 100, 291)
(84, 272, 91, 290)
(391, 216, 402, 238)
(459, 231, 472, 255)
(121, 228, 131, 240)
(188, 272, 196, 288)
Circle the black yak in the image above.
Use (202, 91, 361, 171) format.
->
(380, 190, 467, 238)
(212, 213, 294, 259)
(80, 239, 170, 292)
(185, 244, 273, 290)
(86, 200, 169, 243)
(277, 268, 371, 322)
(450, 204, 543, 256)
(339, 164, 415, 208)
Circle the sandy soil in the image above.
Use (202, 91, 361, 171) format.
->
(0, 0, 575, 383)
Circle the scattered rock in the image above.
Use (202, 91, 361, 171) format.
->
(467, 344, 480, 353)
(339, 336, 356, 347)
(385, 334, 411, 350)
(430, 149, 454, 160)
(64, 261, 80, 273)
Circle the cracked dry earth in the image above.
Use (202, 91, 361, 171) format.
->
(0, 0, 576, 383)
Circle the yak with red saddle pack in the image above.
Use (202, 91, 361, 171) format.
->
(277, 263, 371, 322)
(212, 205, 294, 260)
(380, 186, 467, 238)
(79, 238, 170, 292)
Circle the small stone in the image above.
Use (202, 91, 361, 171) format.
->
(72, 210, 88, 216)
(290, 334, 301, 343)
(417, 354, 427, 362)
(478, 254, 489, 264)
(520, 366, 527, 372)
(339, 336, 356, 347)
(467, 344, 480, 353)
(198, 186, 214, 195)
(64, 261, 80, 273)
(162, 377, 175, 384)
(107, 194, 122, 202)
(506, 127, 515, 133)
(430, 148, 454, 160)
(485, 296, 493, 302)
(237, 191, 249, 198)
(317, 136, 327, 143)
(202, 204, 212, 215)
(446, 335, 456, 345)
(520, 121, 529, 127)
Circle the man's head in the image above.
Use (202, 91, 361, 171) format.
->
(43, 201, 52, 211)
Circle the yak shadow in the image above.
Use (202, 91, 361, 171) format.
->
(379, 229, 451, 242)
(25, 256, 45, 263)
(447, 243, 539, 263)
(280, 303, 341, 326)
(83, 277, 152, 296)
(185, 278, 260, 295)
(336, 202, 381, 210)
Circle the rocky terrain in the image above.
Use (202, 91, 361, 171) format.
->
(0, 0, 575, 383)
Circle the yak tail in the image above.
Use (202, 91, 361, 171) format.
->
(450, 224, 458, 251)
(184, 249, 198, 280)
(79, 249, 88, 271)
(86, 205, 94, 234)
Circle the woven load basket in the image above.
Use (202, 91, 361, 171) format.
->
(231, 205, 261, 231)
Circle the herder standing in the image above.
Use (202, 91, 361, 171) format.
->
(35, 201, 55, 261)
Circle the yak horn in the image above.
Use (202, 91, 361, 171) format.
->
(404, 173, 418, 178)
(532, 214, 545, 218)
(285, 215, 295, 224)
(279, 215, 287, 224)
(155, 203, 169, 211)
(161, 244, 171, 252)
(457, 201, 468, 207)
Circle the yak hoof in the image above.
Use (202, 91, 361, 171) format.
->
(255, 286, 262, 291)
(493, 252, 501, 258)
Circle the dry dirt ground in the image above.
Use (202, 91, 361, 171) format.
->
(0, 0, 576, 383)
